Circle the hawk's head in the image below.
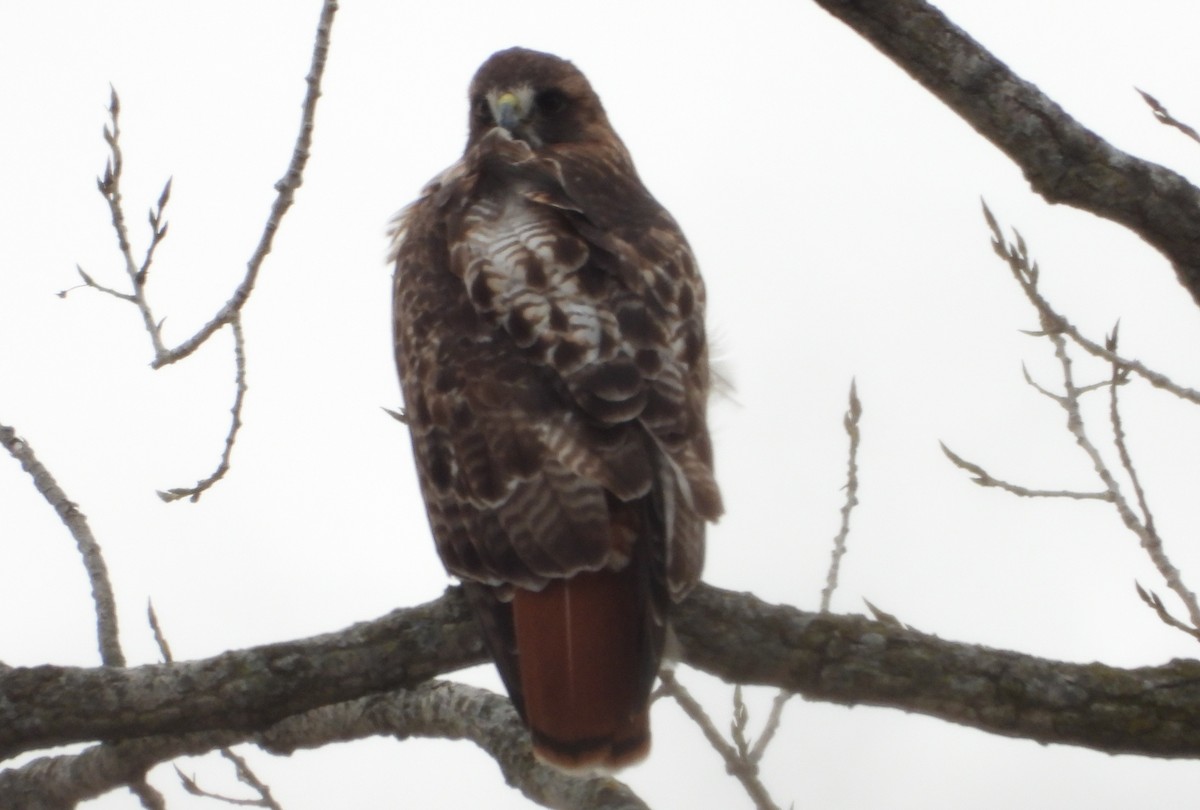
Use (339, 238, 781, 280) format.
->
(467, 48, 615, 149)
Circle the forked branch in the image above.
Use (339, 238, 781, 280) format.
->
(69, 0, 338, 501)
(950, 205, 1200, 638)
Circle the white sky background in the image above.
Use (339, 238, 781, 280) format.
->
(4, 1, 1200, 807)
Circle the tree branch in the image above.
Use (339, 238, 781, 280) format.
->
(820, 379, 861, 612)
(7, 585, 1200, 767)
(0, 590, 484, 760)
(1, 682, 648, 810)
(982, 208, 1200, 632)
(676, 585, 1200, 760)
(0, 423, 124, 667)
(811, 0, 1200, 306)
(153, 0, 337, 368)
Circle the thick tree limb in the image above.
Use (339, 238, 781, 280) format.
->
(810, 0, 1200, 306)
(0, 590, 485, 760)
(263, 682, 649, 810)
(6, 585, 1200, 767)
(2, 683, 646, 810)
(677, 586, 1200, 758)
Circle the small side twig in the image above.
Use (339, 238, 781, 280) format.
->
(1, 422, 124, 667)
(746, 690, 792, 765)
(175, 758, 280, 809)
(90, 86, 170, 359)
(1135, 582, 1200, 640)
(157, 313, 248, 502)
(940, 443, 1110, 501)
(151, 602, 281, 808)
(1136, 88, 1200, 145)
(980, 203, 1200, 636)
(820, 379, 861, 612)
(982, 199, 1200, 406)
(658, 670, 783, 810)
(1107, 326, 1155, 538)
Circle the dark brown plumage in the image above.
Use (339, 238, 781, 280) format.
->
(390, 47, 721, 771)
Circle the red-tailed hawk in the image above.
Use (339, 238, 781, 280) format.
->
(390, 47, 722, 771)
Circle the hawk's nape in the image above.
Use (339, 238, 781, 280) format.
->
(390, 47, 721, 771)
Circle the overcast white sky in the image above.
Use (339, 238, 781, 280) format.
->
(5, 1, 1200, 808)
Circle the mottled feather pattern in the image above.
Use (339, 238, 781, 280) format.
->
(392, 132, 719, 593)
(392, 47, 724, 769)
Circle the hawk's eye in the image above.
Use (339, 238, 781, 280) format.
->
(535, 89, 568, 116)
(472, 96, 492, 124)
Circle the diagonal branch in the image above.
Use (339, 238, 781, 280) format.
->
(153, 0, 337, 369)
(157, 313, 249, 502)
(811, 0, 1200, 307)
(0, 423, 124, 667)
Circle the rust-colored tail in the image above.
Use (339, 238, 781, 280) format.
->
(511, 563, 655, 771)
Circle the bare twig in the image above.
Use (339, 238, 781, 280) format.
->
(820, 379, 861, 612)
(1135, 582, 1200, 640)
(157, 313, 249, 502)
(659, 670, 783, 810)
(982, 206, 1200, 634)
(1, 422, 124, 667)
(91, 86, 169, 358)
(147, 601, 173, 664)
(73, 0, 337, 503)
(150, 601, 281, 808)
(940, 442, 1110, 501)
(983, 200, 1200, 406)
(730, 686, 751, 760)
(747, 691, 792, 765)
(152, 0, 337, 369)
(1107, 327, 1157, 540)
(174, 756, 279, 809)
(1136, 88, 1200, 145)
(219, 749, 282, 810)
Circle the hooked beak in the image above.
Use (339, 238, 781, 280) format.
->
(493, 91, 524, 132)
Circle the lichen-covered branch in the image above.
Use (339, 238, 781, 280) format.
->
(1, 681, 648, 810)
(0, 590, 485, 760)
(7, 585, 1200, 770)
(675, 585, 1200, 758)
(262, 682, 649, 810)
(810, 0, 1200, 306)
